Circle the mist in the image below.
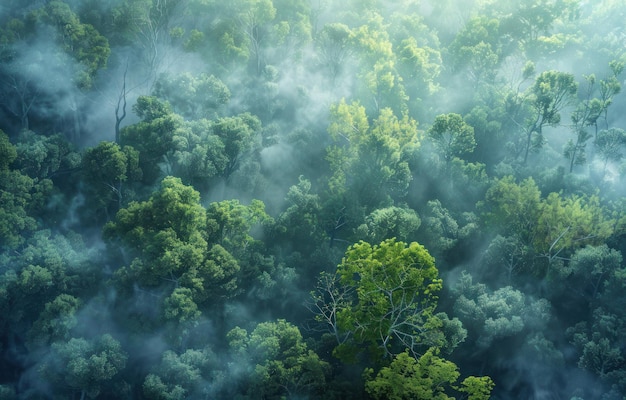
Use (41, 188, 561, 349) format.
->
(1, 0, 625, 399)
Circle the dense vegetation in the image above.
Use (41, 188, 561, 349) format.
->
(1, 0, 625, 398)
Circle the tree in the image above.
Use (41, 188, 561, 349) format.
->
(350, 13, 408, 114)
(567, 307, 626, 396)
(447, 16, 502, 85)
(418, 199, 478, 260)
(27, 294, 81, 349)
(427, 113, 476, 165)
(143, 347, 216, 400)
(110, 0, 186, 76)
(153, 72, 231, 120)
(210, 113, 261, 178)
(0, 229, 99, 346)
(534, 192, 613, 276)
(28, 1, 110, 89)
(595, 128, 626, 178)
(364, 348, 494, 400)
(231, 0, 279, 74)
(355, 205, 421, 244)
(0, 1, 110, 124)
(596, 60, 623, 133)
(509, 70, 578, 164)
(0, 131, 47, 249)
(390, 12, 442, 111)
(315, 22, 353, 83)
(227, 319, 330, 399)
(482, 235, 530, 284)
(478, 175, 542, 244)
(105, 176, 207, 287)
(120, 96, 183, 184)
(40, 334, 127, 399)
(559, 245, 623, 305)
(166, 119, 229, 188)
(565, 75, 602, 172)
(326, 101, 418, 210)
(180, 243, 240, 303)
(311, 238, 443, 362)
(452, 272, 551, 348)
(205, 198, 272, 256)
(0, 131, 36, 248)
(273, 175, 325, 254)
(0, 130, 17, 171)
(0, 1, 110, 138)
(13, 130, 81, 180)
(82, 141, 141, 220)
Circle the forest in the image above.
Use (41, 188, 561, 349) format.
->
(0, 0, 625, 398)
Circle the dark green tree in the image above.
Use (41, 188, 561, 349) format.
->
(120, 96, 182, 184)
(40, 334, 127, 399)
(82, 141, 141, 221)
(227, 319, 330, 399)
(143, 346, 217, 400)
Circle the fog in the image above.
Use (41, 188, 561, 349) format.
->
(1, 0, 625, 399)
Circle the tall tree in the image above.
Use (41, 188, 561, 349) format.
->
(508, 70, 577, 164)
(311, 238, 443, 362)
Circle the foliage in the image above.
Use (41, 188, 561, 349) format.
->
(227, 319, 330, 399)
(326, 100, 418, 209)
(2, 1, 626, 399)
(364, 348, 494, 400)
(311, 238, 443, 362)
(153, 72, 231, 120)
(453, 271, 551, 347)
(355, 205, 421, 244)
(143, 346, 216, 399)
(40, 334, 127, 399)
(428, 113, 476, 164)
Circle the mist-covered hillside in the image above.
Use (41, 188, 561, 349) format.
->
(1, 0, 625, 399)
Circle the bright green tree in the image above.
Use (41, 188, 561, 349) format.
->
(210, 113, 261, 178)
(355, 205, 421, 244)
(364, 348, 494, 400)
(311, 238, 443, 362)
